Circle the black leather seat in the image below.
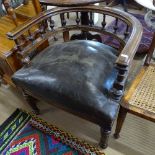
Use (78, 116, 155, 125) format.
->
(12, 40, 119, 124)
(12, 40, 120, 149)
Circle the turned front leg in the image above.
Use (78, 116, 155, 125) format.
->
(114, 106, 128, 139)
(22, 90, 40, 115)
(99, 125, 111, 149)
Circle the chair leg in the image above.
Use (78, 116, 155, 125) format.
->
(99, 126, 111, 149)
(114, 106, 128, 139)
(67, 13, 69, 19)
(22, 90, 40, 115)
(122, 0, 128, 12)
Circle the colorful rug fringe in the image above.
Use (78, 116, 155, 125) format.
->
(102, 13, 154, 54)
(0, 109, 104, 155)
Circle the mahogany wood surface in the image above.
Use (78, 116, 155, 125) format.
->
(0, 0, 48, 85)
(40, 0, 105, 6)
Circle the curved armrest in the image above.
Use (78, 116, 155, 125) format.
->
(7, 6, 143, 67)
(7, 6, 143, 101)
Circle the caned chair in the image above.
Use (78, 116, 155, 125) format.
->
(114, 34, 155, 139)
(114, 0, 155, 139)
(0, 0, 48, 85)
(8, 6, 142, 148)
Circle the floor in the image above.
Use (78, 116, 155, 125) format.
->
(0, 85, 155, 155)
(1, 2, 155, 155)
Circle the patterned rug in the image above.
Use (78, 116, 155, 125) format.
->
(0, 109, 104, 155)
(102, 13, 154, 54)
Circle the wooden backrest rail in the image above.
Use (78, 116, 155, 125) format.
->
(7, 6, 142, 66)
(7, 6, 143, 101)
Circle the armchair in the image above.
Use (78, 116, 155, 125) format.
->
(0, 0, 48, 85)
(9, 6, 142, 148)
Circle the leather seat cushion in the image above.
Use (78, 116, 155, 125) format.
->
(12, 40, 120, 125)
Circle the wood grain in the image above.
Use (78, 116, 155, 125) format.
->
(0, 0, 48, 85)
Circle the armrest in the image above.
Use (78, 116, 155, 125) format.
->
(7, 6, 143, 67)
(7, 6, 142, 65)
(116, 12, 142, 67)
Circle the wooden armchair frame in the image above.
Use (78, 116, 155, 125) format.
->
(7, 6, 142, 148)
(8, 6, 142, 100)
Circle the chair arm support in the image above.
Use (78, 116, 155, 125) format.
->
(115, 13, 143, 67)
(112, 14, 142, 101)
